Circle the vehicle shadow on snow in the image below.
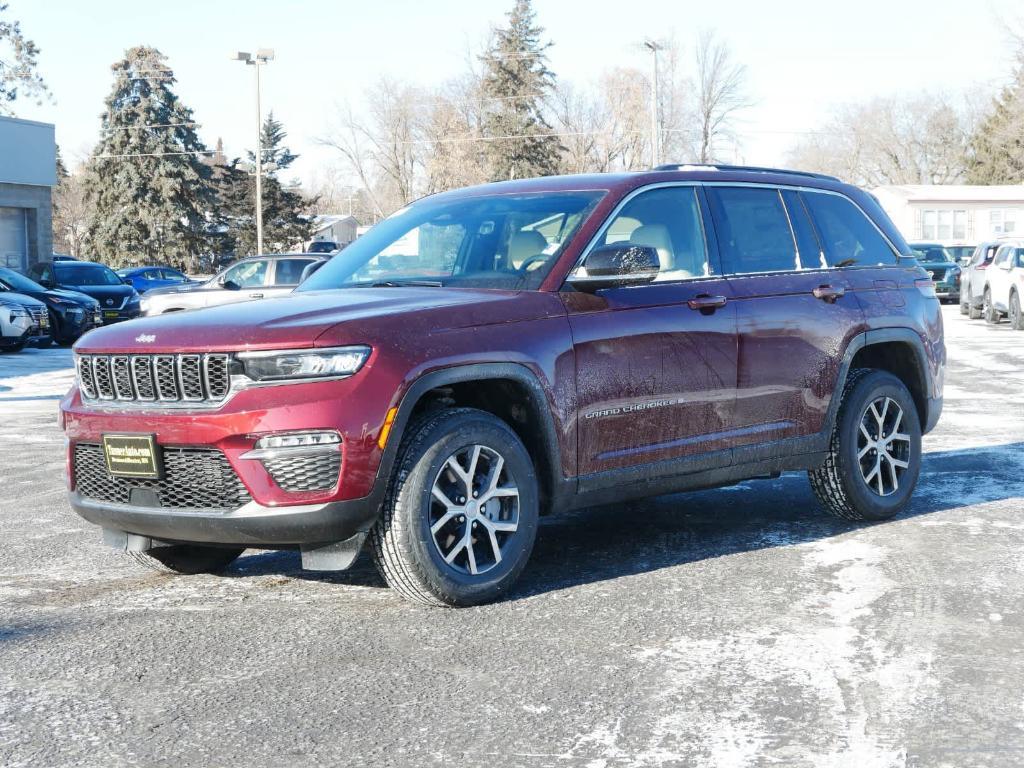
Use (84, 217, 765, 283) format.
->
(224, 442, 1024, 601)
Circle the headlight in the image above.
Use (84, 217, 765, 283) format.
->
(5, 305, 28, 320)
(139, 298, 151, 313)
(67, 307, 84, 320)
(237, 346, 371, 382)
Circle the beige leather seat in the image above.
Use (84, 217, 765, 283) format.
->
(629, 224, 673, 272)
(508, 230, 549, 269)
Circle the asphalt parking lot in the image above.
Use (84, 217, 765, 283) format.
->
(1, 304, 1023, 768)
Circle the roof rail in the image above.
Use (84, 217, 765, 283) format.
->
(653, 163, 841, 182)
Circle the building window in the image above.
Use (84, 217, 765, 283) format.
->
(990, 209, 1017, 235)
(920, 208, 968, 240)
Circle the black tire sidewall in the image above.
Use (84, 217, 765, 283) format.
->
(1011, 292, 1023, 330)
(835, 372, 922, 520)
(394, 413, 539, 605)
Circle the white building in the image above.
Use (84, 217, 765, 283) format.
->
(308, 214, 359, 250)
(872, 184, 1024, 245)
(0, 116, 56, 272)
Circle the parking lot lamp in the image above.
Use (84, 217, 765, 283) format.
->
(231, 49, 275, 255)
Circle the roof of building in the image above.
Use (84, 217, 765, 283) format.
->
(873, 184, 1024, 203)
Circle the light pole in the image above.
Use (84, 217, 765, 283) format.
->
(643, 39, 662, 168)
(231, 48, 274, 255)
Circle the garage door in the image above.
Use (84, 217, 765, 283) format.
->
(0, 207, 28, 271)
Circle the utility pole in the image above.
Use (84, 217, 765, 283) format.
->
(643, 39, 663, 168)
(231, 48, 275, 255)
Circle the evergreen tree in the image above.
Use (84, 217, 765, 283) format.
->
(968, 54, 1024, 184)
(0, 3, 48, 113)
(479, 0, 562, 180)
(216, 114, 313, 257)
(83, 46, 214, 269)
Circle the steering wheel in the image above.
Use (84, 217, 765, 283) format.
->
(517, 253, 549, 273)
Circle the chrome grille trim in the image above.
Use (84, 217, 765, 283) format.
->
(76, 353, 235, 407)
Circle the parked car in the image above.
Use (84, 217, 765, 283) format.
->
(28, 260, 141, 324)
(908, 242, 961, 303)
(980, 240, 1024, 329)
(139, 253, 329, 316)
(115, 266, 195, 295)
(946, 245, 975, 267)
(0, 291, 50, 351)
(62, 164, 944, 606)
(0, 268, 101, 346)
(307, 241, 340, 254)
(960, 241, 1001, 318)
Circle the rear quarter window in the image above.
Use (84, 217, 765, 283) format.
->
(802, 191, 897, 267)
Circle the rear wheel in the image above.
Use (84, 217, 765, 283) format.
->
(983, 288, 1000, 324)
(959, 287, 970, 315)
(127, 545, 245, 574)
(1010, 291, 1024, 331)
(371, 407, 539, 607)
(809, 369, 922, 522)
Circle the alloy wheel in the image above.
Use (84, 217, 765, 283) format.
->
(856, 396, 912, 497)
(429, 444, 520, 576)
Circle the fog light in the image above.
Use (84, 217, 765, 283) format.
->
(255, 431, 341, 450)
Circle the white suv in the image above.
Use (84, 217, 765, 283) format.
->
(982, 241, 1024, 330)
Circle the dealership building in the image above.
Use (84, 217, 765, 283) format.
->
(0, 115, 56, 272)
(873, 184, 1024, 246)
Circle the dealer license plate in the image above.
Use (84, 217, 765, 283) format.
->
(102, 434, 161, 479)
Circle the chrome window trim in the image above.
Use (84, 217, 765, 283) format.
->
(566, 180, 903, 286)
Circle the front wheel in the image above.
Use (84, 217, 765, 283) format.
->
(809, 369, 922, 522)
(127, 545, 245, 574)
(959, 287, 970, 315)
(984, 288, 1000, 324)
(371, 408, 539, 607)
(1010, 291, 1024, 331)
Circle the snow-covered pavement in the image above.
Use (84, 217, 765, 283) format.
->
(1, 306, 1024, 767)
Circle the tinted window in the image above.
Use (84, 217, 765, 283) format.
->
(782, 190, 825, 269)
(160, 269, 187, 282)
(222, 260, 268, 288)
(273, 258, 317, 286)
(55, 263, 123, 285)
(802, 192, 896, 266)
(994, 247, 1012, 267)
(0, 267, 44, 293)
(589, 186, 708, 280)
(910, 246, 953, 263)
(706, 187, 797, 274)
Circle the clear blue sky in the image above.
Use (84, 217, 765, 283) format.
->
(9, 0, 1022, 196)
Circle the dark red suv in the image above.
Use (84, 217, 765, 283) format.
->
(61, 165, 945, 606)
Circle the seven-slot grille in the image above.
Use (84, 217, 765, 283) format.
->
(27, 305, 48, 330)
(76, 353, 231, 404)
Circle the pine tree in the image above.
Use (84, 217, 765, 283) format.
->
(0, 3, 48, 113)
(968, 54, 1024, 184)
(479, 0, 562, 180)
(83, 46, 214, 269)
(216, 114, 313, 257)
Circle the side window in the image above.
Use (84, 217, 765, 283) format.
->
(802, 192, 897, 267)
(782, 190, 826, 269)
(273, 258, 316, 286)
(994, 247, 1011, 268)
(142, 269, 161, 280)
(1015, 249, 1024, 269)
(161, 269, 186, 282)
(706, 186, 797, 274)
(592, 187, 708, 280)
(222, 259, 268, 288)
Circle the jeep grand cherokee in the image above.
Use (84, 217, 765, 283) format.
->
(61, 165, 945, 606)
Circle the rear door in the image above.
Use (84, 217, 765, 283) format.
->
(705, 185, 866, 456)
(988, 245, 1014, 311)
(564, 184, 739, 483)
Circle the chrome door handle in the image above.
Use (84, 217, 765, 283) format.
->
(687, 294, 728, 312)
(812, 285, 845, 303)
(249, 292, 264, 298)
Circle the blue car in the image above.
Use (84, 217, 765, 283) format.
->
(115, 266, 194, 294)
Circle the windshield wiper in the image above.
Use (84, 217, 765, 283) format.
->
(370, 280, 444, 287)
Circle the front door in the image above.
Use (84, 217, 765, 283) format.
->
(563, 185, 738, 482)
(208, 258, 270, 307)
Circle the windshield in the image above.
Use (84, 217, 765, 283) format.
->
(0, 267, 45, 293)
(56, 263, 124, 286)
(911, 246, 953, 263)
(299, 191, 604, 292)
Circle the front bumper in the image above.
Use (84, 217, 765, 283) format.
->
(69, 491, 380, 547)
(933, 282, 959, 299)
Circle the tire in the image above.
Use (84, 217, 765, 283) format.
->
(983, 288, 1000, 324)
(127, 545, 245, 574)
(809, 369, 922, 522)
(370, 407, 539, 607)
(1011, 291, 1024, 331)
(959, 287, 970, 315)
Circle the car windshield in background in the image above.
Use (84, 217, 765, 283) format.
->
(298, 191, 605, 292)
(56, 264, 123, 286)
(0, 267, 45, 293)
(912, 246, 954, 263)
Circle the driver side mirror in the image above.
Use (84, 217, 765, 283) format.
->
(223, 279, 241, 291)
(567, 244, 660, 292)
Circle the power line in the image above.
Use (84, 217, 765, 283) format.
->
(94, 150, 219, 159)
(101, 122, 199, 132)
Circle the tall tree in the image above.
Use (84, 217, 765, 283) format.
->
(217, 114, 313, 256)
(479, 0, 561, 180)
(0, 2, 48, 114)
(83, 46, 214, 270)
(52, 147, 88, 257)
(967, 55, 1024, 183)
(692, 30, 750, 164)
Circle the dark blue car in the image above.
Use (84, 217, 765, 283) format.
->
(115, 266, 194, 294)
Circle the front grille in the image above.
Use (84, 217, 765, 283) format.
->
(27, 305, 49, 330)
(927, 268, 948, 281)
(76, 353, 232, 405)
(73, 443, 251, 512)
(263, 452, 341, 492)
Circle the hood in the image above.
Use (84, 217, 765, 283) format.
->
(0, 291, 47, 309)
(60, 283, 136, 305)
(75, 287, 563, 354)
(44, 288, 100, 307)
